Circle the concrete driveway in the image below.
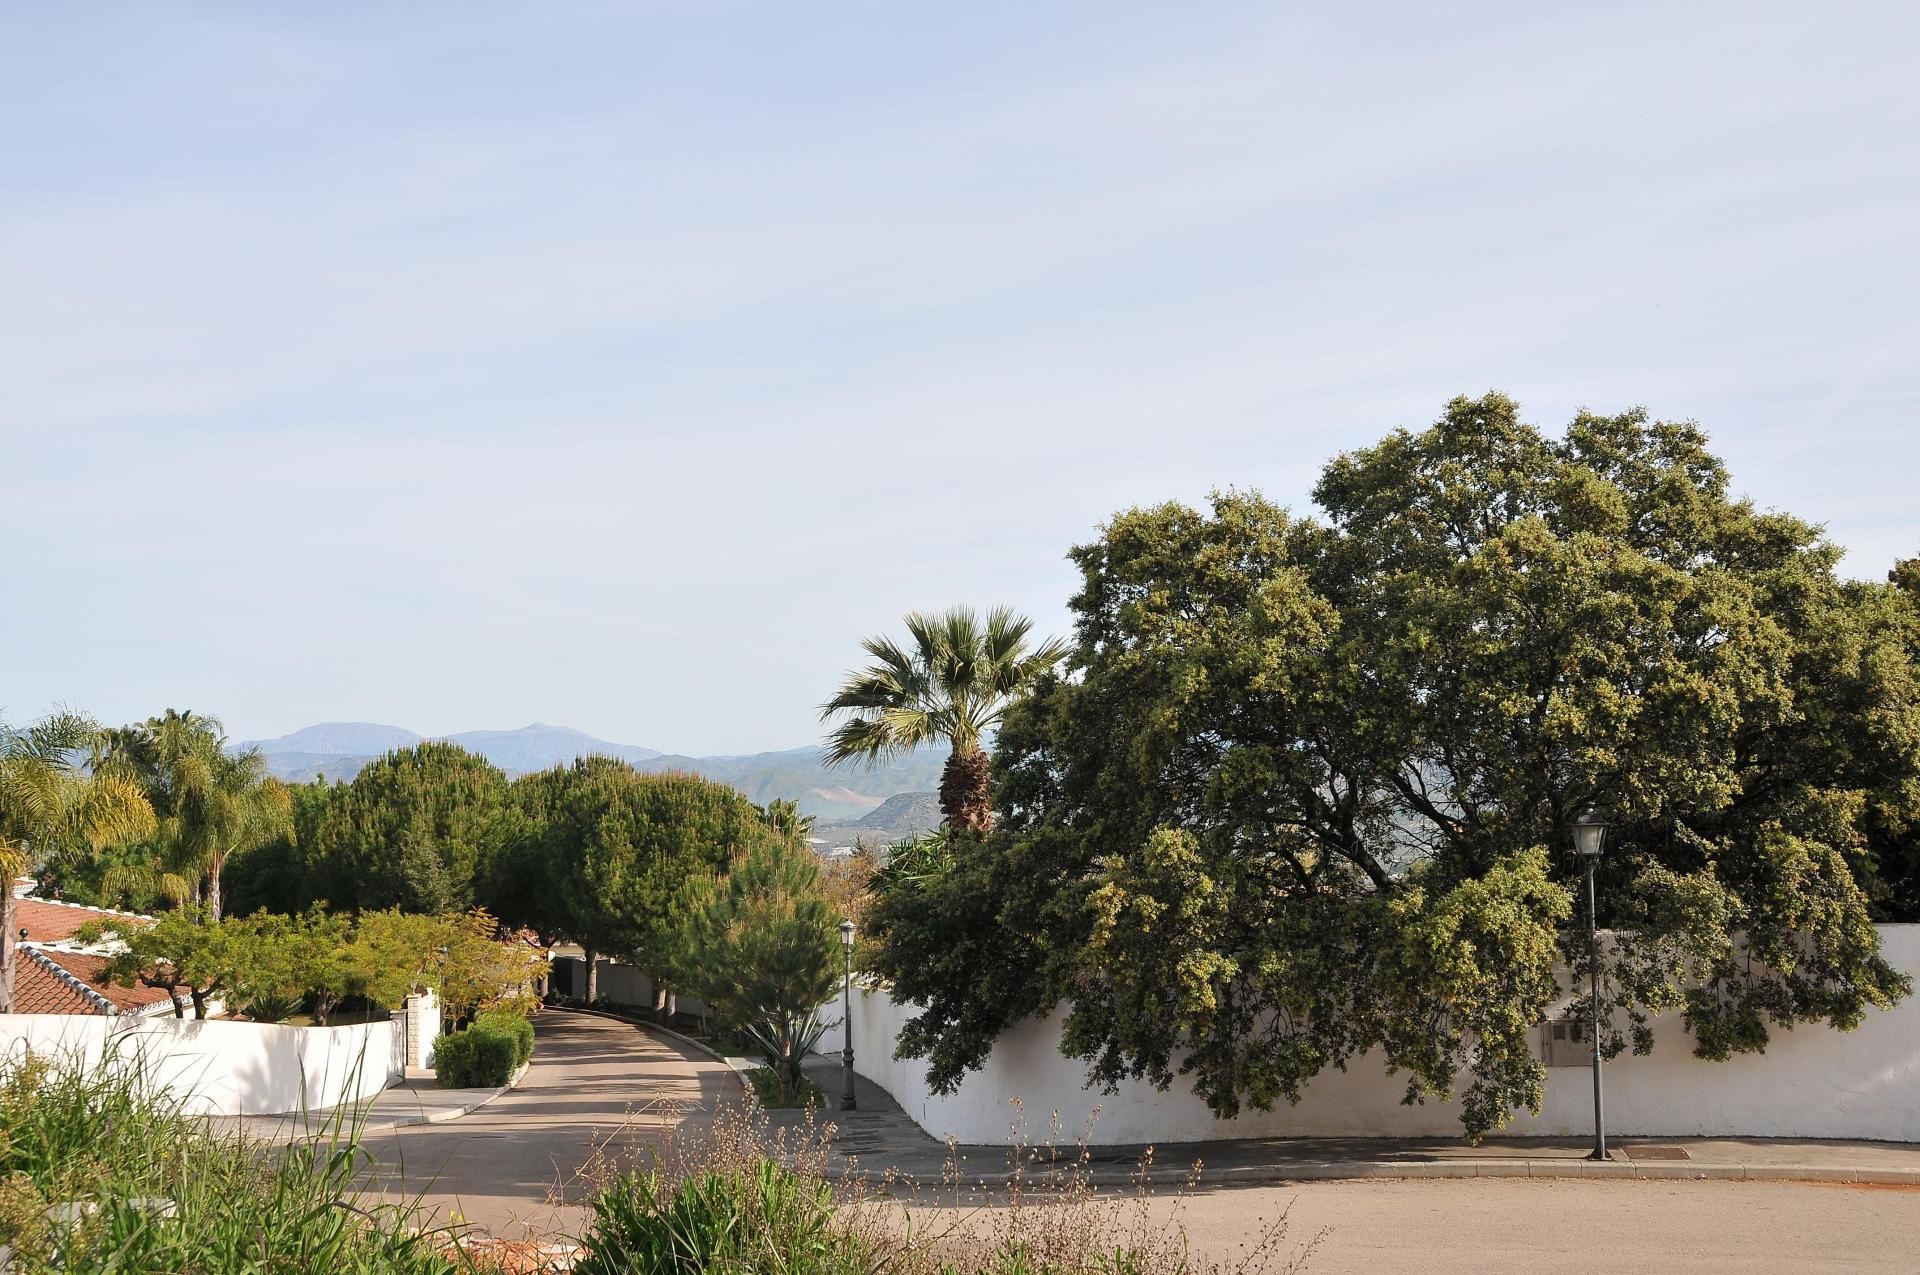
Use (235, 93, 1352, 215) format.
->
(360, 1009, 739, 1239)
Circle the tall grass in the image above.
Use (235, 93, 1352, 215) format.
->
(564, 1098, 1320, 1275)
(0, 1049, 505, 1274)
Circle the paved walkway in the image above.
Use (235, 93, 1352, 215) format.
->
(212, 1069, 523, 1144)
(356, 1009, 739, 1239)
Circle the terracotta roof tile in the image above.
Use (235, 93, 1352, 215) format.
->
(12, 951, 103, 1014)
(11, 898, 151, 945)
(36, 948, 175, 1014)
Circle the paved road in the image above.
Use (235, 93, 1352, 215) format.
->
(360, 1010, 739, 1239)
(359, 1015, 1920, 1268)
(1157, 1178, 1920, 1273)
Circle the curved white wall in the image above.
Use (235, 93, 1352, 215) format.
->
(0, 1015, 400, 1116)
(850, 925, 1920, 1145)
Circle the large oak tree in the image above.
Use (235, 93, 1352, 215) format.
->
(867, 394, 1918, 1138)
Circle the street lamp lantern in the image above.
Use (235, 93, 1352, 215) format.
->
(838, 919, 857, 1111)
(1572, 806, 1609, 1161)
(1571, 807, 1608, 860)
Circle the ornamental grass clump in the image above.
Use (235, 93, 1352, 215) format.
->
(0, 1050, 509, 1273)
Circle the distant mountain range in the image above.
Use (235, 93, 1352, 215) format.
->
(239, 721, 942, 822)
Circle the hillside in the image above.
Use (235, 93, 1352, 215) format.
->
(441, 723, 661, 770)
(635, 748, 944, 822)
(851, 790, 942, 834)
(242, 722, 423, 756)
(242, 722, 944, 819)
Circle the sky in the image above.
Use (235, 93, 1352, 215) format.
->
(3, 2, 1917, 755)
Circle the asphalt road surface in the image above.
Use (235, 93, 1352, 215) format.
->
(360, 1010, 739, 1239)
(1156, 1177, 1920, 1273)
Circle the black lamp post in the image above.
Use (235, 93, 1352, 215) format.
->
(1571, 807, 1609, 1161)
(838, 919, 857, 1111)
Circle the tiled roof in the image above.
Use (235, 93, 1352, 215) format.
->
(36, 948, 175, 1015)
(11, 948, 175, 1016)
(11, 897, 151, 945)
(14, 947, 117, 1014)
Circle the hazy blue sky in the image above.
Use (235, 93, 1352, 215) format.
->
(4, 3, 1917, 754)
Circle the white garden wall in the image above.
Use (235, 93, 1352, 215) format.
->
(0, 1015, 401, 1116)
(848, 924, 1920, 1145)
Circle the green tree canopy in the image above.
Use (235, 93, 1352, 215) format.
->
(300, 742, 511, 913)
(92, 709, 293, 919)
(516, 760, 782, 980)
(868, 394, 1919, 1138)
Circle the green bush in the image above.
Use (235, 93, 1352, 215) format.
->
(745, 1065, 824, 1110)
(474, 1009, 535, 1069)
(434, 1023, 517, 1088)
(575, 1161, 860, 1275)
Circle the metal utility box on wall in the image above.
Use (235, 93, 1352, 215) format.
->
(1540, 1018, 1594, 1068)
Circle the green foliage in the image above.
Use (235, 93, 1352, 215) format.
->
(83, 904, 537, 1028)
(434, 1021, 520, 1088)
(870, 394, 1920, 1138)
(0, 1054, 468, 1273)
(1, 710, 158, 1012)
(91, 709, 293, 920)
(670, 834, 841, 1103)
(83, 906, 234, 1019)
(298, 743, 511, 914)
(474, 1008, 535, 1069)
(517, 760, 778, 971)
(821, 606, 1066, 831)
(575, 1162, 856, 1275)
(744, 1065, 825, 1109)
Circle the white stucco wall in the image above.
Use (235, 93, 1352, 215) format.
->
(849, 924, 1920, 1145)
(553, 955, 709, 1018)
(0, 1015, 401, 1116)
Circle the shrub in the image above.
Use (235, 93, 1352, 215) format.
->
(242, 991, 303, 1023)
(474, 1008, 535, 1069)
(434, 1023, 518, 1088)
(575, 1161, 858, 1275)
(745, 1065, 823, 1110)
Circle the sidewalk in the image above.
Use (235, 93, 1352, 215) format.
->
(209, 1064, 528, 1144)
(797, 1056, 1920, 1188)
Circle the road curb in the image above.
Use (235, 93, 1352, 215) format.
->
(379, 1057, 534, 1131)
(1016, 1158, 1920, 1189)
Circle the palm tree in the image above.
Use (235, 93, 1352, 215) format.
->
(0, 711, 155, 1012)
(821, 606, 1066, 833)
(98, 710, 292, 920)
(762, 799, 815, 842)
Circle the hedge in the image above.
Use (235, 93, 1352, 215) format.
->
(435, 1023, 517, 1088)
(475, 1009, 536, 1069)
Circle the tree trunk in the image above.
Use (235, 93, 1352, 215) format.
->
(206, 854, 224, 922)
(167, 988, 187, 1018)
(190, 986, 211, 1020)
(939, 746, 994, 833)
(0, 892, 15, 1015)
(583, 949, 598, 1003)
